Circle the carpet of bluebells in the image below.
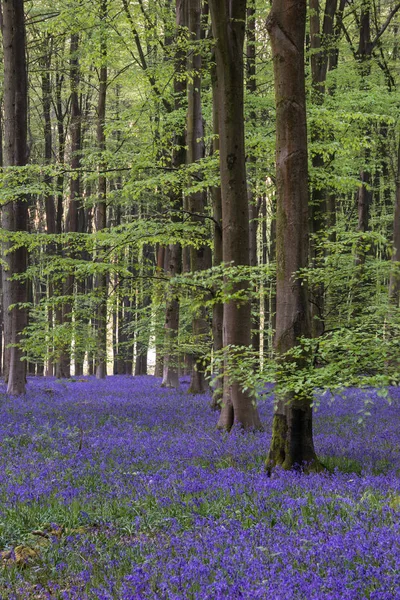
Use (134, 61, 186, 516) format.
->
(0, 376, 399, 599)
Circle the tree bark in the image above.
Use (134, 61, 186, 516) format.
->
(161, 0, 187, 389)
(1, 0, 29, 394)
(266, 0, 321, 470)
(389, 136, 400, 305)
(187, 0, 211, 394)
(210, 47, 224, 410)
(95, 0, 108, 380)
(309, 0, 339, 338)
(209, 0, 262, 430)
(57, 33, 83, 378)
(247, 1, 261, 355)
(41, 35, 57, 377)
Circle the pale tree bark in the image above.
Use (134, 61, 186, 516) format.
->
(187, 0, 212, 394)
(266, 0, 321, 471)
(1, 0, 29, 395)
(95, 0, 108, 379)
(209, 0, 262, 430)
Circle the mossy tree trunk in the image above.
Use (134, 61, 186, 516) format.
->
(266, 0, 321, 471)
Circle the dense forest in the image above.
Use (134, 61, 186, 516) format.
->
(1, 0, 400, 470)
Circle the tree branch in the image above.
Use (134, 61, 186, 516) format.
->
(371, 2, 400, 51)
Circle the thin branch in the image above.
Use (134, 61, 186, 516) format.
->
(371, 2, 400, 51)
(121, 0, 172, 112)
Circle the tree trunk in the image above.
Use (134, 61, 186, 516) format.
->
(41, 35, 57, 377)
(210, 48, 223, 410)
(58, 33, 83, 378)
(161, 0, 187, 389)
(266, 0, 321, 471)
(309, 0, 339, 338)
(161, 243, 181, 388)
(1, 0, 29, 395)
(95, 0, 108, 380)
(187, 0, 211, 394)
(389, 136, 400, 304)
(246, 2, 261, 355)
(154, 244, 165, 377)
(209, 0, 262, 430)
(134, 243, 153, 376)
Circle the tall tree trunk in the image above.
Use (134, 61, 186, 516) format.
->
(41, 35, 57, 377)
(58, 33, 82, 378)
(154, 244, 165, 377)
(161, 243, 182, 388)
(95, 0, 108, 379)
(309, 0, 339, 338)
(187, 0, 211, 394)
(161, 0, 187, 389)
(266, 0, 321, 471)
(0, 97, 3, 376)
(209, 0, 262, 430)
(210, 48, 224, 410)
(354, 2, 372, 271)
(389, 136, 400, 305)
(1, 0, 29, 394)
(134, 243, 153, 376)
(246, 1, 261, 355)
(53, 63, 66, 377)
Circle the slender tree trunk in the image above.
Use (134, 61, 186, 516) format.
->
(41, 36, 57, 377)
(187, 0, 211, 394)
(246, 1, 261, 354)
(389, 136, 400, 304)
(354, 3, 373, 272)
(266, 0, 321, 471)
(95, 0, 108, 379)
(161, 0, 187, 389)
(309, 0, 339, 338)
(161, 243, 182, 388)
(154, 244, 165, 377)
(1, 0, 29, 394)
(134, 243, 153, 376)
(210, 50, 224, 410)
(58, 33, 82, 378)
(0, 98, 3, 376)
(53, 64, 66, 377)
(209, 0, 262, 430)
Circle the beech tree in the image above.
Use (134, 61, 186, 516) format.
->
(1, 0, 29, 395)
(209, 0, 262, 430)
(266, 0, 321, 470)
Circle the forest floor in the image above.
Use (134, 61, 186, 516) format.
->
(0, 376, 399, 599)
